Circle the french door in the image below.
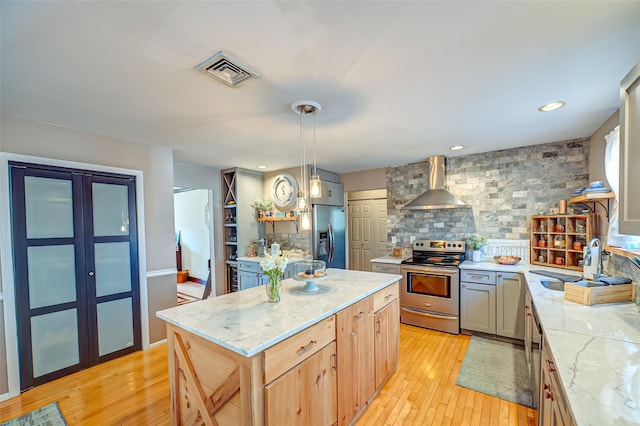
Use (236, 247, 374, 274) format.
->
(10, 162, 141, 390)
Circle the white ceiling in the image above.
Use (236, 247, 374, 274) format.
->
(2, 1, 640, 174)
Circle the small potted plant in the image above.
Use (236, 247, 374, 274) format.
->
(251, 196, 273, 219)
(467, 234, 488, 262)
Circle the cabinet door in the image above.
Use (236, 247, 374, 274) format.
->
(238, 270, 259, 290)
(460, 282, 496, 334)
(374, 298, 399, 389)
(337, 297, 375, 426)
(619, 62, 640, 235)
(496, 272, 525, 340)
(265, 342, 337, 426)
(371, 262, 400, 275)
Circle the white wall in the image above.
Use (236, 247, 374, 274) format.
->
(172, 161, 222, 296)
(174, 189, 210, 281)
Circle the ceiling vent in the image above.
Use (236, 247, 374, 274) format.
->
(195, 51, 261, 88)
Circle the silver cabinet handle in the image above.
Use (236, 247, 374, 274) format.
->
(88, 271, 95, 276)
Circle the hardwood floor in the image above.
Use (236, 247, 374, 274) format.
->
(0, 325, 537, 425)
(356, 325, 537, 426)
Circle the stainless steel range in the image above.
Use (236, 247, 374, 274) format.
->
(400, 240, 465, 334)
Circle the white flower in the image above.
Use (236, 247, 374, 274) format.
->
(260, 251, 288, 276)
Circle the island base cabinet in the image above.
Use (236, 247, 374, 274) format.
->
(374, 298, 400, 389)
(265, 342, 337, 426)
(166, 323, 264, 426)
(337, 297, 375, 426)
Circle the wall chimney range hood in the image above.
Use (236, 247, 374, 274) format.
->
(404, 155, 467, 210)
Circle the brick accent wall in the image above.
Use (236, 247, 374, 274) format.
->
(386, 138, 590, 247)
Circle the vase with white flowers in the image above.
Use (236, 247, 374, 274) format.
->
(467, 235, 488, 262)
(260, 250, 288, 302)
(252, 196, 273, 219)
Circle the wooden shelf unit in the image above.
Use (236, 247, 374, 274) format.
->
(530, 214, 595, 271)
(221, 167, 263, 293)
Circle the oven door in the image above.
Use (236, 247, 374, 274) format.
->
(401, 265, 459, 316)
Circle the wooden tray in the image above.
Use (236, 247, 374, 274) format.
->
(564, 282, 637, 306)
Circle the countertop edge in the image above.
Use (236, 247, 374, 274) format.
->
(157, 271, 402, 358)
(462, 260, 640, 426)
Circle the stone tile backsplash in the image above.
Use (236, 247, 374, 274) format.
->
(386, 138, 590, 249)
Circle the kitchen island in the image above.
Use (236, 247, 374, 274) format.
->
(157, 268, 401, 425)
(460, 260, 640, 426)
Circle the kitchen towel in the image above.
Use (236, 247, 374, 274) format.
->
(598, 276, 632, 285)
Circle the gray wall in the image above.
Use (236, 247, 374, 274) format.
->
(386, 138, 590, 247)
(0, 114, 177, 395)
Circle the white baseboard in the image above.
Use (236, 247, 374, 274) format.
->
(149, 339, 167, 348)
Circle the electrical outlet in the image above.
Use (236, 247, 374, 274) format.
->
(391, 236, 397, 244)
(410, 236, 416, 242)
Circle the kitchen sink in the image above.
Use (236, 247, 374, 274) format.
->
(540, 279, 605, 291)
(540, 279, 565, 291)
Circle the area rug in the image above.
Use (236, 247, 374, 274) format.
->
(1, 402, 67, 426)
(456, 335, 536, 408)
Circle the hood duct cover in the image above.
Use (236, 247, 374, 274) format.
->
(404, 155, 467, 210)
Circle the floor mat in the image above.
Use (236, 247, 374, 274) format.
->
(2, 401, 67, 426)
(456, 335, 537, 408)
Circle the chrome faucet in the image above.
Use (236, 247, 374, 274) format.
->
(584, 238, 601, 280)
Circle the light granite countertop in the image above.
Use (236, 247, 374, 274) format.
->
(460, 260, 640, 426)
(156, 268, 401, 357)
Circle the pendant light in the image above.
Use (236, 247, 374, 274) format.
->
(292, 100, 322, 230)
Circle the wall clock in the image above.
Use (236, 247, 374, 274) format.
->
(271, 173, 298, 211)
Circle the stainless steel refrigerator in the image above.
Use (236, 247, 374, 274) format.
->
(312, 204, 346, 269)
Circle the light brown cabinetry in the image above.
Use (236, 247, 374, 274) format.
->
(337, 297, 375, 426)
(265, 342, 337, 426)
(374, 298, 399, 389)
(539, 335, 575, 426)
(163, 279, 400, 426)
(530, 214, 594, 271)
(619, 61, 640, 235)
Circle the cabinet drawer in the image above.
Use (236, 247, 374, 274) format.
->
(461, 269, 496, 285)
(373, 282, 399, 312)
(238, 260, 260, 272)
(371, 263, 401, 274)
(264, 315, 336, 384)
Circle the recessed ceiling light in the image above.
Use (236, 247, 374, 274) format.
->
(257, 165, 267, 169)
(449, 145, 464, 151)
(538, 101, 566, 112)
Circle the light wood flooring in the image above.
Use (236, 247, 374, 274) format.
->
(0, 324, 537, 425)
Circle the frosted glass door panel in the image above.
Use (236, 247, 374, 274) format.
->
(94, 242, 131, 297)
(25, 176, 73, 239)
(27, 245, 77, 309)
(93, 183, 129, 236)
(97, 298, 133, 356)
(31, 309, 79, 377)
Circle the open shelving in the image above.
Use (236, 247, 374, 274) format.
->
(530, 214, 596, 271)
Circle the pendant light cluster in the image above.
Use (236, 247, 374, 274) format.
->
(292, 100, 322, 230)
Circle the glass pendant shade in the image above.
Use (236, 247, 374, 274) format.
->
(297, 191, 307, 212)
(299, 207, 311, 230)
(309, 175, 322, 198)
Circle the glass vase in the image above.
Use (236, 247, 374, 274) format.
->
(266, 277, 282, 303)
